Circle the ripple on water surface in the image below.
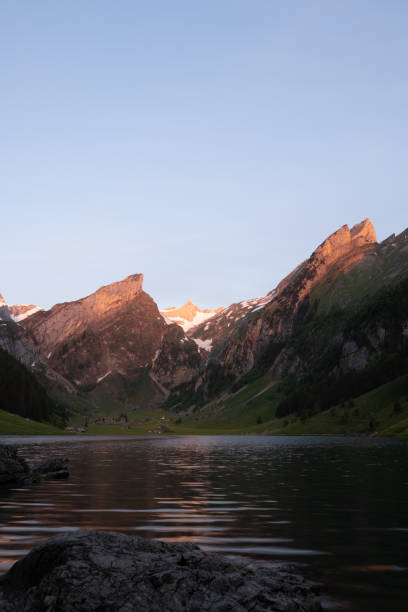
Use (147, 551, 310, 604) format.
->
(0, 434, 407, 612)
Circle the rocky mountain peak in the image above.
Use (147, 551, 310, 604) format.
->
(80, 273, 144, 315)
(0, 293, 42, 321)
(21, 272, 168, 387)
(312, 219, 377, 266)
(95, 273, 143, 299)
(8, 305, 42, 321)
(350, 218, 377, 244)
(164, 301, 200, 322)
(160, 301, 223, 332)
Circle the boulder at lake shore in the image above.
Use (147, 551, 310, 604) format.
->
(0, 445, 69, 485)
(0, 530, 321, 611)
(29, 456, 69, 482)
(0, 445, 28, 484)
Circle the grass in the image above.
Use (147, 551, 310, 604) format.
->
(63, 373, 284, 436)
(179, 375, 278, 427)
(62, 371, 165, 428)
(58, 373, 408, 437)
(251, 375, 408, 437)
(2, 374, 407, 438)
(159, 375, 286, 435)
(154, 374, 408, 437)
(0, 409, 66, 435)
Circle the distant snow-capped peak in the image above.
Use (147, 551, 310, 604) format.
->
(0, 292, 43, 321)
(160, 301, 223, 332)
(10, 305, 43, 321)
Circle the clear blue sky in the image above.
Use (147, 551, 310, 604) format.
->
(1, 1, 407, 310)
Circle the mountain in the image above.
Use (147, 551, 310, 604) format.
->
(19, 274, 202, 414)
(188, 293, 275, 355)
(177, 219, 381, 367)
(0, 295, 11, 324)
(199, 218, 379, 385)
(0, 346, 55, 423)
(8, 304, 42, 321)
(0, 293, 42, 322)
(0, 301, 81, 430)
(2, 217, 407, 435)
(163, 219, 408, 436)
(23, 274, 161, 386)
(160, 302, 223, 333)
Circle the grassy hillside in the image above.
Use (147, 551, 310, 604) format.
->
(64, 371, 165, 428)
(0, 409, 66, 435)
(162, 375, 408, 437)
(2, 372, 404, 437)
(310, 238, 408, 313)
(275, 274, 408, 421)
(1, 374, 405, 437)
(0, 346, 56, 422)
(270, 376, 408, 437)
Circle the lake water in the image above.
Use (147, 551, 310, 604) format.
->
(0, 435, 407, 610)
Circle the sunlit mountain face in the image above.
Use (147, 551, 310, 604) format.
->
(1, 219, 408, 437)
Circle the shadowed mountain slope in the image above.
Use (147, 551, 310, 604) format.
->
(1, 218, 407, 436)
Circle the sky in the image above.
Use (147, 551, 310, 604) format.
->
(1, 1, 407, 310)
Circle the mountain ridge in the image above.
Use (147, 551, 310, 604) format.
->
(1, 217, 407, 436)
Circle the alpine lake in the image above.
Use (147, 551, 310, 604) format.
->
(0, 434, 407, 611)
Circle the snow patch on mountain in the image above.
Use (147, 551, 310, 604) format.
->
(161, 315, 174, 325)
(97, 370, 112, 384)
(193, 338, 213, 352)
(186, 290, 278, 353)
(160, 301, 222, 333)
(12, 306, 42, 322)
(213, 292, 275, 323)
(182, 310, 217, 331)
(0, 293, 43, 321)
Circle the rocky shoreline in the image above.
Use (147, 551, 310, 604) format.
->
(0, 447, 320, 609)
(0, 530, 321, 611)
(0, 444, 69, 485)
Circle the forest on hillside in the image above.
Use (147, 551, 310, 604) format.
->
(0, 347, 54, 422)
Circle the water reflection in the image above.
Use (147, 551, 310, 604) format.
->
(0, 435, 407, 611)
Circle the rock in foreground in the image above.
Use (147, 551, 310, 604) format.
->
(0, 445, 28, 484)
(0, 445, 69, 485)
(0, 530, 321, 611)
(29, 457, 69, 481)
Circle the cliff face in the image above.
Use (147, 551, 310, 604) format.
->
(7, 305, 42, 321)
(22, 275, 164, 387)
(0, 291, 42, 322)
(195, 219, 379, 392)
(187, 220, 377, 373)
(6, 217, 406, 423)
(188, 294, 274, 355)
(21, 274, 203, 396)
(273, 218, 376, 305)
(0, 320, 39, 371)
(151, 324, 203, 391)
